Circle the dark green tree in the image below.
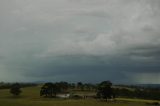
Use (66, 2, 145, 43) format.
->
(52, 83, 61, 97)
(40, 82, 61, 97)
(40, 83, 53, 97)
(10, 83, 22, 96)
(96, 81, 114, 101)
(57, 82, 69, 92)
(77, 82, 84, 91)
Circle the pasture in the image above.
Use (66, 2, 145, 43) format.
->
(0, 86, 158, 106)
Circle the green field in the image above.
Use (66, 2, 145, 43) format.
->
(0, 86, 158, 106)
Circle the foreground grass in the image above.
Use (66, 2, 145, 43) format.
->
(0, 86, 158, 106)
(117, 98, 160, 103)
(0, 98, 147, 106)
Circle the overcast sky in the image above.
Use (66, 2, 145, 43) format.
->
(0, 0, 160, 84)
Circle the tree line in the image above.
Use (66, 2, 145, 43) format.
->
(6, 81, 160, 100)
(39, 81, 115, 101)
(114, 87, 160, 100)
(0, 82, 37, 89)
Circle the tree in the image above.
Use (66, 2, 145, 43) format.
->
(96, 81, 114, 101)
(52, 83, 61, 97)
(69, 83, 76, 89)
(57, 82, 69, 92)
(77, 82, 84, 91)
(40, 82, 53, 97)
(40, 82, 61, 97)
(10, 83, 22, 96)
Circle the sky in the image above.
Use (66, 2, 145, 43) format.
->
(0, 0, 160, 84)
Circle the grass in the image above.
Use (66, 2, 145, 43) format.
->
(0, 86, 158, 106)
(117, 98, 160, 103)
(0, 99, 147, 106)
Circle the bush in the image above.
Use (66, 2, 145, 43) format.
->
(10, 83, 22, 96)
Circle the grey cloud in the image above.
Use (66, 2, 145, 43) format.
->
(0, 0, 160, 84)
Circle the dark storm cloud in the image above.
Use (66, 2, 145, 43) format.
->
(0, 0, 160, 83)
